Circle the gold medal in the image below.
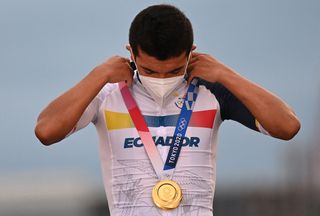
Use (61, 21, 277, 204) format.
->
(152, 180, 182, 210)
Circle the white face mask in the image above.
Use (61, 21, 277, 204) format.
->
(138, 74, 185, 99)
(133, 53, 191, 101)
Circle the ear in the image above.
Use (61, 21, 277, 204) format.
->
(126, 44, 131, 51)
(126, 44, 135, 61)
(191, 44, 197, 51)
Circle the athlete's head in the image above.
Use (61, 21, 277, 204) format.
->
(128, 4, 194, 61)
(127, 4, 195, 99)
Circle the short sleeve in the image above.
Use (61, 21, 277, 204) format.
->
(199, 79, 268, 134)
(66, 83, 117, 136)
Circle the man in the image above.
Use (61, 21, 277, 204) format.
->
(35, 4, 300, 216)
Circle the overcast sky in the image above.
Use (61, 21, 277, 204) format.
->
(1, 0, 319, 193)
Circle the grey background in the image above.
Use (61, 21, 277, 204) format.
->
(0, 0, 319, 215)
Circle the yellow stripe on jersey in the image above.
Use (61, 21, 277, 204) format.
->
(104, 110, 134, 130)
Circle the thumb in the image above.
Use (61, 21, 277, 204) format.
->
(126, 76, 133, 87)
(187, 74, 195, 84)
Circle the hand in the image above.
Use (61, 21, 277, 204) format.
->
(95, 55, 134, 86)
(187, 52, 229, 84)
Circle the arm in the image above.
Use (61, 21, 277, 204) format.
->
(200, 81, 260, 132)
(188, 52, 300, 140)
(35, 56, 133, 145)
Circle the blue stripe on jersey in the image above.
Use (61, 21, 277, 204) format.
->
(143, 115, 179, 127)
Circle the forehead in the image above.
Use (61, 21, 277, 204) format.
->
(135, 48, 187, 73)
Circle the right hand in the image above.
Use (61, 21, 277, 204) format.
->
(96, 55, 134, 86)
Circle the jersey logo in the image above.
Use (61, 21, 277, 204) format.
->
(175, 93, 186, 109)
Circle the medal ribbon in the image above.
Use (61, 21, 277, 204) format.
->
(119, 79, 199, 179)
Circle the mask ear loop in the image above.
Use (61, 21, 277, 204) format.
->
(130, 60, 142, 83)
(126, 44, 137, 70)
(127, 46, 142, 82)
(130, 61, 137, 71)
(184, 52, 192, 81)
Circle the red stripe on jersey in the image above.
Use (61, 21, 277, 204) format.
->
(189, 110, 217, 128)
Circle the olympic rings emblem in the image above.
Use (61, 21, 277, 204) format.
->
(178, 118, 187, 131)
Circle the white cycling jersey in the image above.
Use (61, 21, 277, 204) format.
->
(70, 75, 263, 216)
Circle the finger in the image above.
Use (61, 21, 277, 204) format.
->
(188, 56, 198, 64)
(187, 72, 201, 84)
(122, 57, 130, 63)
(125, 62, 134, 87)
(187, 61, 197, 73)
(126, 75, 133, 87)
(186, 65, 193, 76)
(191, 52, 208, 62)
(186, 68, 195, 84)
(187, 67, 201, 84)
(189, 52, 204, 63)
(191, 52, 203, 58)
(187, 73, 195, 84)
(125, 61, 135, 75)
(125, 79, 132, 87)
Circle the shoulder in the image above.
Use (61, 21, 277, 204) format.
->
(96, 83, 118, 101)
(198, 79, 231, 101)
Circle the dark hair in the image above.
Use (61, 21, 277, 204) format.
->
(129, 4, 193, 60)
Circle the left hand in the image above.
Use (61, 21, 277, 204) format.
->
(187, 52, 229, 84)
